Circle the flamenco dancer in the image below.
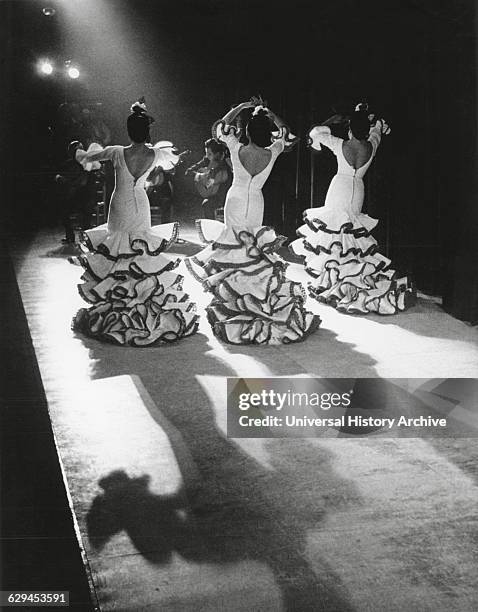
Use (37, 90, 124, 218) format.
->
(71, 99, 199, 346)
(291, 105, 414, 315)
(186, 97, 320, 345)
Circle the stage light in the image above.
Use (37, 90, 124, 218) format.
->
(39, 60, 54, 75)
(42, 7, 56, 17)
(67, 67, 80, 79)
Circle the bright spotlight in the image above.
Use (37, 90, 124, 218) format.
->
(39, 60, 54, 75)
(67, 67, 80, 79)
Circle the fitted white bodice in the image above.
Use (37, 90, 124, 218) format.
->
(309, 124, 382, 215)
(216, 124, 286, 227)
(107, 146, 159, 232)
(77, 142, 179, 232)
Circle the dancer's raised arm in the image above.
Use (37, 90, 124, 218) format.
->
(321, 113, 347, 127)
(265, 108, 290, 134)
(367, 118, 391, 154)
(309, 125, 343, 153)
(219, 100, 255, 127)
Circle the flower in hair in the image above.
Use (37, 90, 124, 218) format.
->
(252, 105, 269, 116)
(130, 97, 155, 124)
(130, 97, 147, 113)
(355, 102, 369, 112)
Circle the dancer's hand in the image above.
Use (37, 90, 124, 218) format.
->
(365, 112, 390, 134)
(377, 118, 391, 135)
(249, 94, 267, 108)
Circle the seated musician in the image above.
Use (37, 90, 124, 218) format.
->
(186, 138, 231, 220)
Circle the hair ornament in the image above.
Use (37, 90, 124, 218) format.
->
(252, 105, 269, 117)
(130, 97, 155, 124)
(355, 102, 369, 113)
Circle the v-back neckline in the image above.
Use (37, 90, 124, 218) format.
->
(341, 141, 373, 172)
(237, 145, 273, 178)
(121, 146, 155, 181)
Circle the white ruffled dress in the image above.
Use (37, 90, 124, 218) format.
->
(290, 124, 413, 315)
(72, 143, 198, 346)
(186, 123, 320, 345)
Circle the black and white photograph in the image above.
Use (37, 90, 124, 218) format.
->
(1, 0, 478, 610)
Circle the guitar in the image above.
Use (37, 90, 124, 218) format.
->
(192, 160, 231, 198)
(193, 168, 220, 198)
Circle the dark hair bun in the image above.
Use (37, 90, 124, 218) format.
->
(127, 98, 154, 143)
(246, 110, 273, 147)
(349, 110, 371, 140)
(247, 109, 271, 130)
(128, 97, 155, 128)
(250, 108, 269, 122)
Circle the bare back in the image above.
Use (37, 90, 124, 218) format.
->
(238, 145, 272, 177)
(123, 145, 155, 180)
(342, 140, 373, 171)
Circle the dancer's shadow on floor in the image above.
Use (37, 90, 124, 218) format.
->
(82, 329, 360, 610)
(79, 325, 379, 392)
(79, 326, 377, 610)
(270, 326, 379, 378)
(87, 436, 359, 611)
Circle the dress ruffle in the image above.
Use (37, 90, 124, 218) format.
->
(186, 220, 321, 345)
(82, 221, 179, 255)
(290, 207, 414, 315)
(152, 141, 181, 171)
(76, 141, 180, 172)
(71, 222, 199, 346)
(76, 143, 102, 171)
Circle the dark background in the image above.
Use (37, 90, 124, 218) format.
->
(1, 0, 477, 319)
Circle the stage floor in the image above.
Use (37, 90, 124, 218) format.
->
(8, 226, 478, 611)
